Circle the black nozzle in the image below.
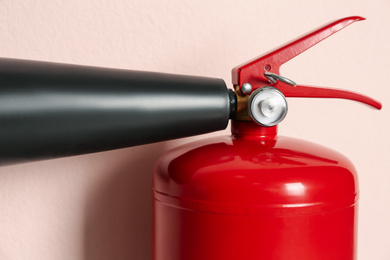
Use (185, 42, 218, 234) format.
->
(0, 58, 235, 164)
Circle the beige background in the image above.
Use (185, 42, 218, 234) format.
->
(0, 0, 389, 259)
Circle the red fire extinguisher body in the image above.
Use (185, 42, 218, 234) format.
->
(153, 121, 358, 260)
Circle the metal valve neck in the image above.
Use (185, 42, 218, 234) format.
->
(231, 120, 278, 139)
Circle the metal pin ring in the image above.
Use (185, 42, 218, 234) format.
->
(264, 72, 297, 87)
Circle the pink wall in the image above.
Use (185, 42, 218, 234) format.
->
(0, 0, 389, 259)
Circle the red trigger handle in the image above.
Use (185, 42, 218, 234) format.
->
(232, 16, 382, 110)
(277, 82, 382, 109)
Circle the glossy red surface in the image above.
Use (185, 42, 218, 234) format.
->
(232, 16, 382, 109)
(153, 121, 358, 260)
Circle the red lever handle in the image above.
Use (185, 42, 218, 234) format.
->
(277, 82, 382, 109)
(232, 16, 382, 110)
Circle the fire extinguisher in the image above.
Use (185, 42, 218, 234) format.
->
(0, 16, 382, 259)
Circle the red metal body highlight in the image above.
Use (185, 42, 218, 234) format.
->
(153, 121, 358, 260)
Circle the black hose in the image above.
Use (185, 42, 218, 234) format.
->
(0, 58, 236, 164)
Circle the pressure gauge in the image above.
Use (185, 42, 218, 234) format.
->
(248, 86, 288, 127)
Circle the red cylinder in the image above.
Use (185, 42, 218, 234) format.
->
(152, 121, 358, 260)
